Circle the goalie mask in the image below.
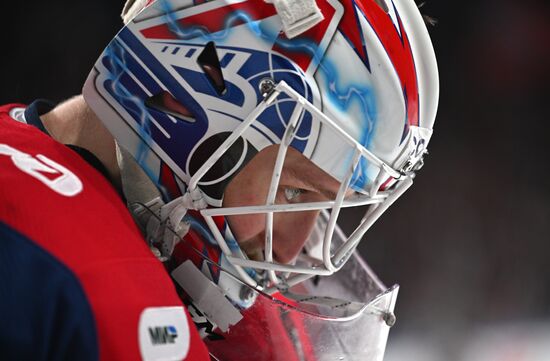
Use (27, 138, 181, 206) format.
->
(83, 0, 438, 359)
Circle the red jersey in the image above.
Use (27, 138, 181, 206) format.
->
(0, 102, 210, 361)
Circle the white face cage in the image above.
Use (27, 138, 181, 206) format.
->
(187, 80, 415, 293)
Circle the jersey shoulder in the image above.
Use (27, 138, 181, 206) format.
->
(0, 219, 99, 360)
(0, 103, 210, 360)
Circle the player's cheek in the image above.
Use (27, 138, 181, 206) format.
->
(273, 211, 318, 263)
(226, 212, 265, 244)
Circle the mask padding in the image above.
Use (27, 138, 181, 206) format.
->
(197, 41, 227, 95)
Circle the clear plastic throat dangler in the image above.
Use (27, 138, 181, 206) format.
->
(133, 198, 398, 361)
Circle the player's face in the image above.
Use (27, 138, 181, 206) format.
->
(223, 145, 351, 264)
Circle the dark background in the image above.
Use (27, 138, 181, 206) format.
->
(2, 1, 549, 359)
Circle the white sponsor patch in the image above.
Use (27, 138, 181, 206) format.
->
(138, 307, 190, 361)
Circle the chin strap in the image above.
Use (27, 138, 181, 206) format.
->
(116, 144, 208, 261)
(131, 188, 207, 261)
(267, 0, 324, 38)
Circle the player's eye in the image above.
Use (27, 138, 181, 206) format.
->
(284, 187, 304, 202)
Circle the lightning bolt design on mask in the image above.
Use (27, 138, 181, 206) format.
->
(152, 0, 378, 189)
